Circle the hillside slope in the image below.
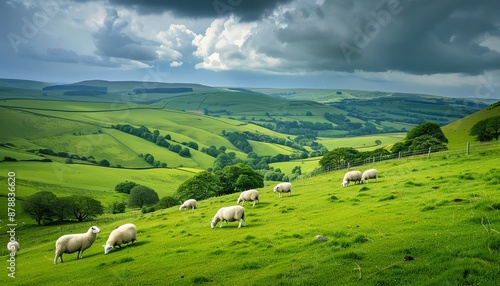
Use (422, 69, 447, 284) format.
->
(1, 145, 499, 285)
(443, 101, 500, 148)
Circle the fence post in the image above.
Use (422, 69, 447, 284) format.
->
(466, 142, 470, 155)
(427, 147, 431, 159)
(373, 156, 375, 164)
(398, 152, 401, 160)
(348, 162, 350, 170)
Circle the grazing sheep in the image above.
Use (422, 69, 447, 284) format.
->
(179, 199, 197, 210)
(237, 189, 260, 206)
(7, 241, 19, 256)
(341, 170, 362, 187)
(54, 226, 101, 264)
(361, 169, 378, 183)
(273, 182, 292, 198)
(211, 206, 246, 229)
(314, 235, 328, 242)
(103, 223, 137, 255)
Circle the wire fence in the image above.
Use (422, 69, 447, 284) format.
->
(316, 140, 500, 175)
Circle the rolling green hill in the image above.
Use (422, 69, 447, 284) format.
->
(2, 78, 494, 139)
(442, 101, 500, 149)
(0, 144, 499, 285)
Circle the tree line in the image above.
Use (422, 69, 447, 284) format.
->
(112, 124, 193, 165)
(319, 122, 449, 171)
(22, 192, 104, 225)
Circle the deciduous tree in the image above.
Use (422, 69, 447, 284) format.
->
(129, 185, 160, 208)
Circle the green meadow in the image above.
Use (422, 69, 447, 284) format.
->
(1, 146, 499, 285)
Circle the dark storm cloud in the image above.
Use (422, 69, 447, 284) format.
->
(90, 0, 293, 21)
(262, 0, 500, 75)
(93, 8, 159, 62)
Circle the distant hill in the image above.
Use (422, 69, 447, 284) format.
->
(442, 101, 500, 148)
(0, 78, 495, 140)
(0, 78, 51, 90)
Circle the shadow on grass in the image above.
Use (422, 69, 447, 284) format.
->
(105, 240, 149, 254)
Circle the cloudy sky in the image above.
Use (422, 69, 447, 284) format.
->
(1, 0, 499, 99)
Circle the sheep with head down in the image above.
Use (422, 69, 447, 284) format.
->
(341, 170, 362, 187)
(211, 206, 246, 229)
(103, 223, 137, 255)
(237, 189, 259, 206)
(362, 168, 378, 183)
(54, 226, 101, 264)
(273, 182, 292, 198)
(179, 199, 197, 210)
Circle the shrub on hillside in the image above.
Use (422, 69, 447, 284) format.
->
(65, 195, 104, 222)
(111, 201, 126, 214)
(176, 171, 221, 201)
(115, 181, 138, 194)
(470, 115, 500, 142)
(157, 196, 180, 209)
(129, 185, 160, 208)
(22, 191, 58, 225)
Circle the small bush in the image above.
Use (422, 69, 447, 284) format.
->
(111, 202, 126, 214)
(3, 156, 17, 162)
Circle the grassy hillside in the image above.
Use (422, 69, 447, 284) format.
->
(443, 101, 500, 149)
(1, 145, 499, 285)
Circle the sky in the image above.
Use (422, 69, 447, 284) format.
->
(1, 0, 500, 99)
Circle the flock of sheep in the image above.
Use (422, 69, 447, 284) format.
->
(53, 223, 137, 264)
(8, 169, 377, 264)
(341, 168, 378, 187)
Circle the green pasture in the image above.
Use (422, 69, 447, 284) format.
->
(318, 133, 406, 151)
(269, 157, 321, 174)
(443, 102, 500, 149)
(0, 160, 194, 210)
(248, 141, 297, 157)
(1, 146, 499, 285)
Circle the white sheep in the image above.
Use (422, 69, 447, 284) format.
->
(54, 226, 101, 264)
(179, 199, 197, 210)
(103, 223, 137, 255)
(362, 168, 378, 183)
(341, 170, 362, 187)
(7, 241, 19, 256)
(211, 206, 246, 229)
(273, 182, 292, 198)
(237, 189, 260, 206)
